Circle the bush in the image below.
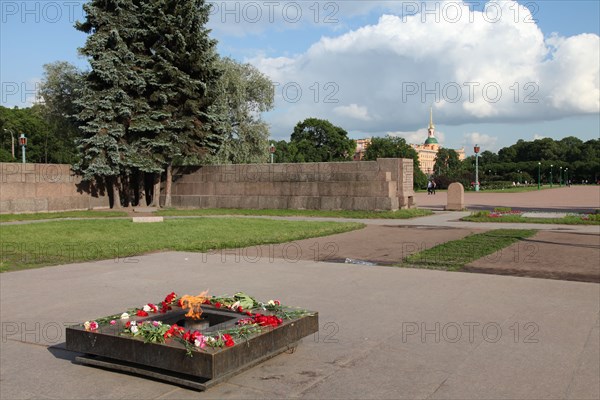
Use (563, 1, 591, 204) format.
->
(493, 207, 512, 212)
(482, 181, 515, 190)
(587, 213, 600, 222)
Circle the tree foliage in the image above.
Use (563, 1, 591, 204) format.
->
(363, 135, 428, 189)
(207, 57, 274, 164)
(38, 61, 86, 163)
(0, 106, 52, 163)
(282, 118, 355, 162)
(461, 137, 600, 188)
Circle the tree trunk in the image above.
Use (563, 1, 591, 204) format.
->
(112, 175, 122, 209)
(164, 163, 173, 208)
(152, 172, 162, 207)
(121, 174, 130, 207)
(137, 170, 147, 207)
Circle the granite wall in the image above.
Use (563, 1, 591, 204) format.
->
(0, 163, 109, 214)
(1, 159, 415, 214)
(167, 158, 414, 211)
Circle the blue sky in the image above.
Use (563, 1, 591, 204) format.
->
(1, 0, 599, 154)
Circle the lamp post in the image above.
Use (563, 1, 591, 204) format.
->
(550, 164, 553, 187)
(474, 144, 480, 191)
(537, 162, 541, 190)
(518, 170, 521, 185)
(3, 129, 15, 159)
(19, 133, 27, 164)
(269, 143, 275, 164)
(565, 168, 569, 186)
(559, 167, 563, 186)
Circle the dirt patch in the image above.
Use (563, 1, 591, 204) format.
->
(464, 231, 600, 283)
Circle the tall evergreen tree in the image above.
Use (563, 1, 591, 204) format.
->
(74, 0, 223, 208)
(139, 0, 224, 206)
(74, 0, 144, 207)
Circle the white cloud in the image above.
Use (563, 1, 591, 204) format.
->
(252, 1, 599, 140)
(388, 128, 446, 145)
(463, 132, 499, 152)
(333, 104, 372, 121)
(533, 134, 546, 140)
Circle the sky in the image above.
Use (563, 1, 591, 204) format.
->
(1, 0, 599, 154)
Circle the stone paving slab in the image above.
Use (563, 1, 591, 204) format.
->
(465, 231, 600, 283)
(1, 252, 598, 399)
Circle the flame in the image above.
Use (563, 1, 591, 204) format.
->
(180, 290, 209, 320)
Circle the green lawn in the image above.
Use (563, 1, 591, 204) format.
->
(403, 229, 537, 271)
(0, 210, 128, 222)
(156, 208, 433, 219)
(462, 212, 600, 225)
(0, 218, 364, 272)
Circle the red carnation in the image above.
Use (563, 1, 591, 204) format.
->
(223, 334, 234, 347)
(237, 306, 244, 313)
(214, 302, 221, 308)
(160, 301, 172, 313)
(136, 310, 148, 317)
(164, 292, 177, 304)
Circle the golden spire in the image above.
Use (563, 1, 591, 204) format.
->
(429, 106, 435, 130)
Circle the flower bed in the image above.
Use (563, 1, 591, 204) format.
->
(66, 291, 318, 388)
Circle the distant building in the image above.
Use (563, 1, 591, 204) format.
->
(410, 108, 465, 174)
(353, 108, 465, 171)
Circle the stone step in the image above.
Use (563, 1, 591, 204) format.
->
(132, 207, 158, 213)
(132, 216, 163, 223)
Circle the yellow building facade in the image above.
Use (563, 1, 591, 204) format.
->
(410, 108, 465, 174)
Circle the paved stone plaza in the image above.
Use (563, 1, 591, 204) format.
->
(1, 252, 598, 399)
(0, 186, 599, 399)
(415, 185, 599, 213)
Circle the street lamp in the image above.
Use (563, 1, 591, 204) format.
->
(269, 143, 275, 164)
(19, 133, 27, 164)
(550, 164, 553, 187)
(565, 168, 569, 186)
(474, 144, 480, 191)
(559, 166, 563, 186)
(537, 162, 541, 190)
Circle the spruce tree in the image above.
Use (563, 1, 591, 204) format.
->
(74, 0, 224, 208)
(137, 0, 224, 206)
(74, 0, 144, 207)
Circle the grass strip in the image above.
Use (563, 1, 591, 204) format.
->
(468, 186, 555, 193)
(0, 210, 128, 222)
(403, 229, 537, 271)
(461, 214, 599, 225)
(0, 217, 363, 272)
(156, 208, 432, 219)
